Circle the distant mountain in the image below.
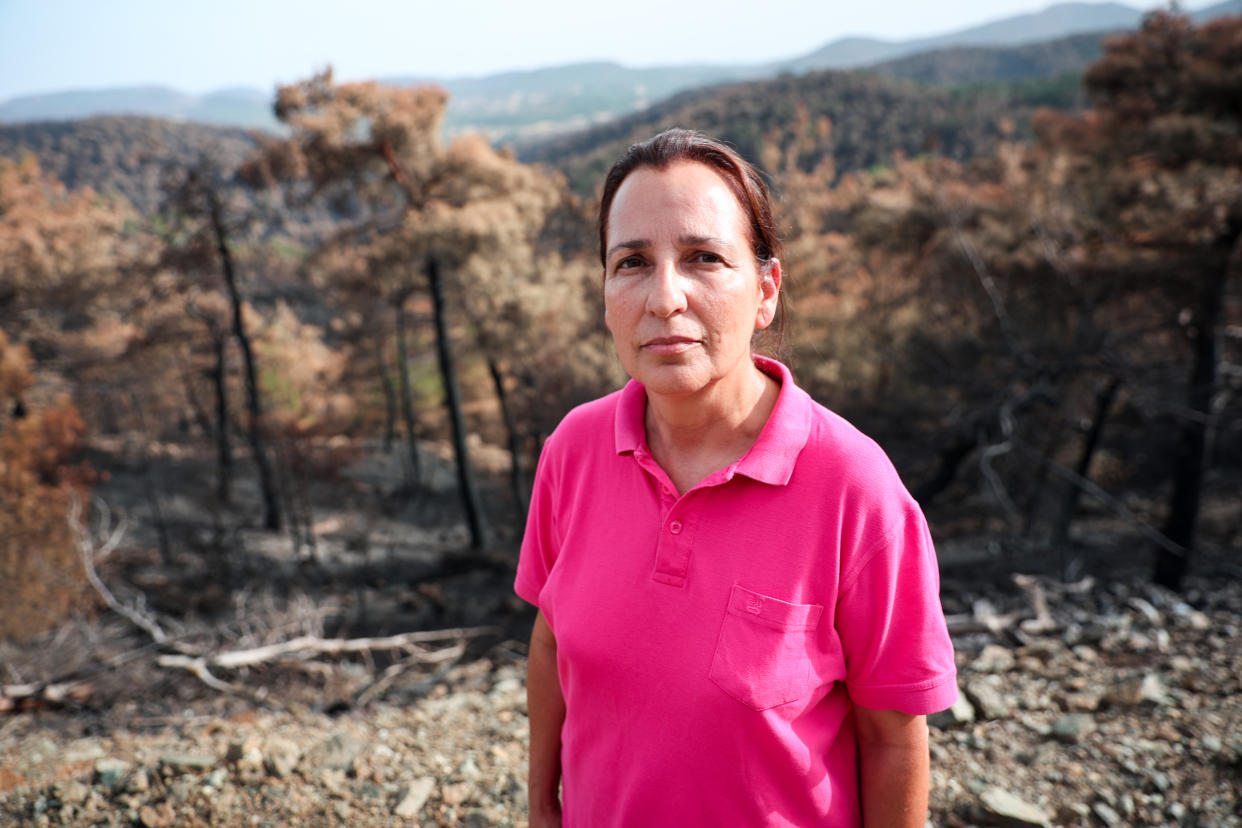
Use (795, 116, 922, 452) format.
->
(1, 2, 1238, 142)
(787, 0, 1241, 72)
(784, 2, 1141, 72)
(520, 67, 1073, 198)
(0, 86, 281, 132)
(401, 62, 759, 141)
(866, 31, 1105, 86)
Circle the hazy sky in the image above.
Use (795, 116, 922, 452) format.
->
(0, 0, 1215, 101)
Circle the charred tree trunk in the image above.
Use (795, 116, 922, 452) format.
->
(209, 331, 233, 505)
(487, 356, 527, 522)
(185, 299, 233, 504)
(394, 299, 423, 487)
(1155, 234, 1238, 590)
(375, 330, 398, 454)
(427, 255, 486, 549)
(205, 181, 281, 531)
(1052, 376, 1121, 570)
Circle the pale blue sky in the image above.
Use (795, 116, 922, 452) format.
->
(0, 0, 1213, 101)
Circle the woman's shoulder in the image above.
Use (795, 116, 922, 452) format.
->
(800, 397, 917, 507)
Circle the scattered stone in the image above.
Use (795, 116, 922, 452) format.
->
(205, 768, 229, 789)
(1051, 714, 1097, 743)
(929, 694, 976, 729)
(964, 677, 1010, 720)
(1062, 691, 1102, 712)
(167, 778, 194, 803)
(125, 767, 151, 794)
(973, 644, 1017, 673)
(1092, 800, 1123, 827)
(1107, 673, 1170, 707)
(93, 758, 131, 789)
(441, 780, 473, 807)
(60, 740, 106, 764)
(159, 752, 216, 774)
(307, 732, 365, 772)
(264, 737, 302, 779)
(52, 781, 89, 806)
(979, 786, 1052, 826)
(138, 803, 173, 828)
(455, 756, 482, 782)
(393, 777, 435, 819)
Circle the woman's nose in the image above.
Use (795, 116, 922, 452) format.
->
(645, 260, 688, 318)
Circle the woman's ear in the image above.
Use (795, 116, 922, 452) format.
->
(755, 258, 782, 330)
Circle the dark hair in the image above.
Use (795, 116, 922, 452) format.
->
(597, 128, 788, 353)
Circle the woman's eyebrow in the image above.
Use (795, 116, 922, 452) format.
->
(606, 239, 649, 259)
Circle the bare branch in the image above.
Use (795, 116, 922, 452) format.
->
(70, 495, 170, 645)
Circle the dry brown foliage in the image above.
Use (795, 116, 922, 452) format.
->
(0, 331, 96, 642)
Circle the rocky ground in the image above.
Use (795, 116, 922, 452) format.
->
(2, 566, 1240, 827)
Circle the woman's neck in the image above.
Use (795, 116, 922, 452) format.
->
(643, 360, 779, 493)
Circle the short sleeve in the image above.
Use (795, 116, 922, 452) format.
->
(836, 499, 957, 714)
(514, 435, 562, 608)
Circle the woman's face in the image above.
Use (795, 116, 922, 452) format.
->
(603, 161, 780, 400)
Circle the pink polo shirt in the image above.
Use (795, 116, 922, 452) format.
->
(516, 356, 957, 827)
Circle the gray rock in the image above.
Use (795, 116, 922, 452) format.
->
(1107, 673, 1170, 707)
(52, 781, 89, 806)
(1092, 801, 1123, 827)
(93, 758, 131, 789)
(158, 752, 216, 774)
(964, 677, 1010, 720)
(442, 780, 473, 807)
(1051, 713, 1097, 743)
(307, 732, 365, 771)
(393, 776, 435, 819)
(979, 786, 1052, 826)
(929, 694, 976, 730)
(124, 767, 150, 794)
(972, 644, 1016, 673)
(264, 737, 301, 779)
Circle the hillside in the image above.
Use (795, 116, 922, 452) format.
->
(520, 69, 1069, 197)
(867, 30, 1105, 86)
(0, 117, 257, 215)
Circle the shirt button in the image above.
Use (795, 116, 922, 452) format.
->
(669, 520, 683, 535)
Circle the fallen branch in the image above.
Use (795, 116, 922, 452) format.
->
(1014, 574, 1057, 635)
(1, 680, 93, 713)
(160, 626, 498, 671)
(354, 641, 465, 708)
(71, 495, 170, 646)
(155, 655, 239, 693)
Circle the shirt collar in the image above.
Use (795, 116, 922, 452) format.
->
(614, 355, 813, 487)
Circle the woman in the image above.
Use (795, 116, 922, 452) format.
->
(516, 129, 957, 827)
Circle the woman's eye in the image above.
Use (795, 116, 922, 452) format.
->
(693, 251, 723, 264)
(616, 256, 643, 270)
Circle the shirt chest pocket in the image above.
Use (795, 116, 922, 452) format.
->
(709, 584, 829, 711)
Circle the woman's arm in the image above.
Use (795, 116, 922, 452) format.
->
(854, 705, 930, 828)
(527, 610, 566, 827)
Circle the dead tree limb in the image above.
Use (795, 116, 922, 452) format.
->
(70, 495, 169, 646)
(156, 627, 497, 671)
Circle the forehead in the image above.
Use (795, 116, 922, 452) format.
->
(608, 161, 748, 240)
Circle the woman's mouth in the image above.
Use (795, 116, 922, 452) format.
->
(642, 336, 699, 355)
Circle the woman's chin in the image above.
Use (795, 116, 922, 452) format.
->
(630, 362, 713, 398)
